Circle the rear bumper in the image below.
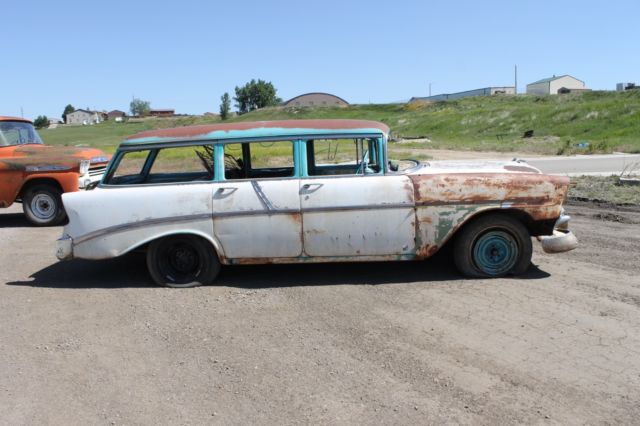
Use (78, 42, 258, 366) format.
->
(56, 235, 73, 260)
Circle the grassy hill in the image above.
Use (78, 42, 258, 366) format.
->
(39, 90, 640, 155)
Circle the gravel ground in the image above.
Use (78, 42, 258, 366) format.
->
(1, 202, 639, 425)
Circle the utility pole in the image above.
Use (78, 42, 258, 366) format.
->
(514, 65, 518, 95)
(20, 106, 24, 118)
(429, 83, 432, 97)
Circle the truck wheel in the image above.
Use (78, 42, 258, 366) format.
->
(22, 184, 67, 226)
(453, 214, 532, 278)
(146, 235, 220, 288)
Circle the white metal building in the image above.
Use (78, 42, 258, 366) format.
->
(409, 87, 515, 103)
(526, 75, 586, 95)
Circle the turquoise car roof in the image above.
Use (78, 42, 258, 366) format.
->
(123, 119, 389, 145)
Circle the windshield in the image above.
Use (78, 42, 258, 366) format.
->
(0, 121, 44, 146)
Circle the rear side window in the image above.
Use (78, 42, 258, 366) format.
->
(105, 144, 214, 185)
(224, 141, 295, 180)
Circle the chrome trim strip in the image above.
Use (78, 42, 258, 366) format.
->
(72, 199, 544, 246)
(74, 213, 212, 245)
(251, 181, 274, 211)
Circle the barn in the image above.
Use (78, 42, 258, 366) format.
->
(283, 92, 349, 107)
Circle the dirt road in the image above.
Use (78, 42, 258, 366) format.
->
(1, 202, 639, 425)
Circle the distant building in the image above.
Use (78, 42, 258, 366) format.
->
(526, 75, 586, 95)
(283, 92, 349, 107)
(48, 117, 63, 125)
(616, 82, 638, 91)
(66, 109, 103, 125)
(409, 86, 515, 103)
(148, 109, 175, 117)
(107, 110, 126, 120)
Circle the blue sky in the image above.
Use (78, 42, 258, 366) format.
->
(3, 0, 639, 119)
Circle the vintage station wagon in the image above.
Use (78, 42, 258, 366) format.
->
(56, 119, 577, 287)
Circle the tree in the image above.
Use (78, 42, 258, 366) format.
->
(62, 104, 75, 123)
(33, 115, 49, 129)
(130, 98, 151, 116)
(234, 79, 281, 114)
(219, 92, 231, 120)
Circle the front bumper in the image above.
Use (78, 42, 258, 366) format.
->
(56, 235, 73, 260)
(536, 209, 578, 254)
(78, 173, 103, 189)
(538, 229, 579, 253)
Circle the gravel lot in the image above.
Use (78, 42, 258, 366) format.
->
(1, 201, 639, 425)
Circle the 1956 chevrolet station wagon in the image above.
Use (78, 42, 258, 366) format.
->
(56, 119, 577, 287)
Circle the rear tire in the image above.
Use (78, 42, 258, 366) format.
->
(453, 214, 532, 278)
(146, 235, 220, 288)
(22, 184, 66, 226)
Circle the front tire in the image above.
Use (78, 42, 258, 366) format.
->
(146, 235, 220, 288)
(453, 214, 532, 278)
(22, 184, 66, 226)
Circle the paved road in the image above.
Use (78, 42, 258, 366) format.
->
(525, 153, 640, 176)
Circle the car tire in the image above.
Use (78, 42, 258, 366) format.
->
(146, 235, 220, 288)
(453, 214, 532, 278)
(22, 184, 67, 226)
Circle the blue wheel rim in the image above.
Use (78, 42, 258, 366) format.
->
(472, 230, 518, 276)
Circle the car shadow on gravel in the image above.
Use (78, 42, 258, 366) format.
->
(0, 212, 31, 228)
(6, 250, 550, 289)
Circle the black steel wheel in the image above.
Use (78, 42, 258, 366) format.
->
(146, 235, 220, 288)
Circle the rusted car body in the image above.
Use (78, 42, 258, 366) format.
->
(0, 116, 109, 225)
(56, 119, 577, 287)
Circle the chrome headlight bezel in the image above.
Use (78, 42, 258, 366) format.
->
(79, 159, 90, 176)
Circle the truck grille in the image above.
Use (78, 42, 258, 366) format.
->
(89, 165, 107, 177)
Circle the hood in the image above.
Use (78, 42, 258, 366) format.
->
(407, 159, 542, 175)
(0, 145, 110, 171)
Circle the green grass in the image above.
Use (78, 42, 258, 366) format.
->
(39, 90, 640, 156)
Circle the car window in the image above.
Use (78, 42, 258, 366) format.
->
(306, 138, 380, 176)
(0, 121, 44, 146)
(106, 150, 151, 185)
(105, 144, 214, 185)
(224, 141, 294, 180)
(148, 145, 214, 180)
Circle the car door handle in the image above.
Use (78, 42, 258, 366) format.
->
(302, 183, 323, 190)
(213, 187, 238, 198)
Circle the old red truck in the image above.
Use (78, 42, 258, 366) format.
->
(0, 116, 109, 225)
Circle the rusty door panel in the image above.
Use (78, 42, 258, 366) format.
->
(300, 175, 416, 257)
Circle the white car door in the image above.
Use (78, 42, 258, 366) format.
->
(299, 175, 416, 257)
(212, 179, 302, 259)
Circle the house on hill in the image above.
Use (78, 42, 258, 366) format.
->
(66, 109, 103, 125)
(283, 92, 349, 107)
(149, 109, 175, 117)
(526, 75, 587, 95)
(107, 110, 126, 121)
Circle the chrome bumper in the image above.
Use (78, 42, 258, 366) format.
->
(537, 209, 578, 254)
(56, 235, 73, 260)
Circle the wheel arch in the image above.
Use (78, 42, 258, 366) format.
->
(119, 230, 227, 264)
(436, 207, 538, 253)
(18, 177, 64, 200)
